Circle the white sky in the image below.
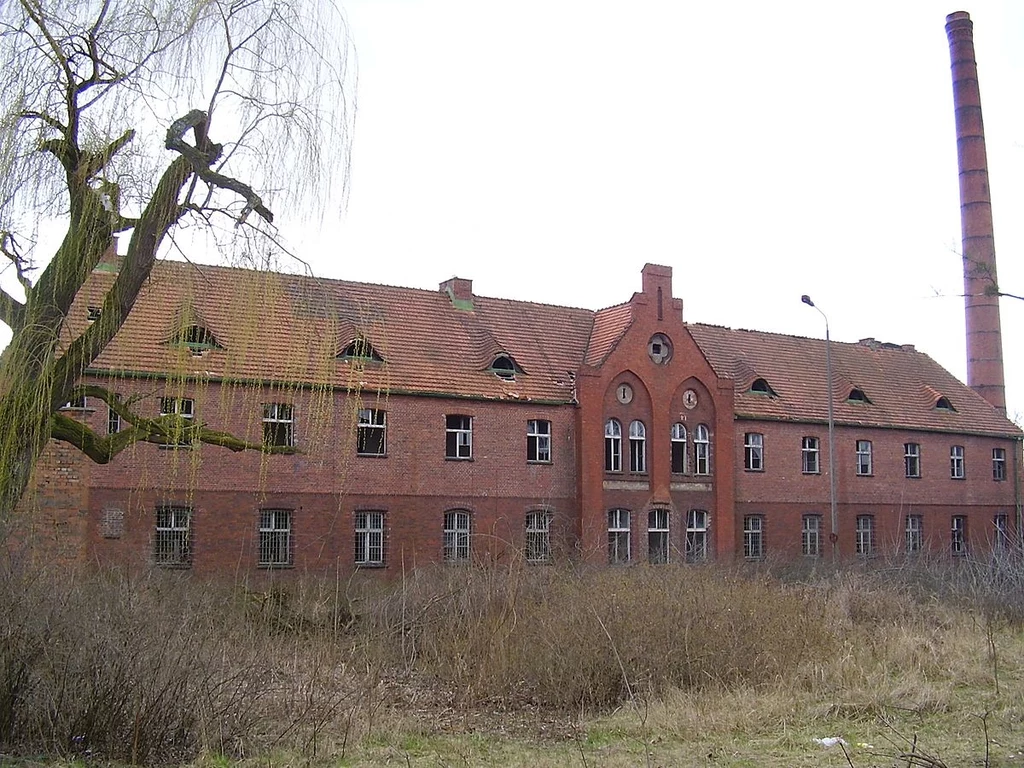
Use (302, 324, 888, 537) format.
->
(276, 1, 1024, 421)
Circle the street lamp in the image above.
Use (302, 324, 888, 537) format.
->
(801, 295, 838, 562)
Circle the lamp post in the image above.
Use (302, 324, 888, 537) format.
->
(801, 295, 838, 562)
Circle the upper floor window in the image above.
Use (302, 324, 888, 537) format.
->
(604, 419, 622, 472)
(801, 437, 820, 474)
(490, 355, 523, 380)
(525, 511, 552, 564)
(905, 514, 923, 555)
(159, 397, 195, 448)
(855, 515, 875, 557)
(339, 336, 384, 363)
(671, 423, 687, 474)
(856, 440, 873, 476)
(445, 415, 472, 459)
(262, 403, 294, 448)
(694, 424, 711, 476)
(175, 324, 221, 355)
(743, 515, 764, 560)
(628, 420, 647, 473)
(258, 508, 292, 567)
(951, 515, 968, 557)
(355, 510, 385, 566)
(527, 419, 551, 463)
(443, 510, 471, 563)
(685, 509, 708, 563)
(847, 388, 872, 404)
(608, 508, 630, 564)
(743, 432, 764, 472)
(950, 445, 965, 480)
(357, 409, 387, 456)
(904, 443, 921, 478)
(155, 505, 191, 567)
(993, 448, 1007, 481)
(648, 508, 669, 565)
(802, 514, 821, 558)
(107, 404, 121, 435)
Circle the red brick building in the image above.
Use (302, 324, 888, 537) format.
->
(42, 256, 1020, 575)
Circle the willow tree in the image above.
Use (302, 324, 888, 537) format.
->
(0, 0, 353, 521)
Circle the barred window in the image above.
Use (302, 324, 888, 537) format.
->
(443, 510, 471, 562)
(355, 511, 385, 566)
(155, 505, 191, 567)
(525, 511, 551, 564)
(259, 509, 292, 567)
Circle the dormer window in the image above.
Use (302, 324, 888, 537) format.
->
(339, 337, 384, 363)
(748, 378, 777, 396)
(489, 355, 523, 381)
(173, 324, 222, 356)
(935, 396, 956, 412)
(847, 388, 872, 404)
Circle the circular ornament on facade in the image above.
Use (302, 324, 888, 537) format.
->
(616, 383, 634, 404)
(683, 388, 698, 409)
(648, 333, 673, 364)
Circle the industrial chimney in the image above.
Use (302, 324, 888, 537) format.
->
(946, 11, 1006, 414)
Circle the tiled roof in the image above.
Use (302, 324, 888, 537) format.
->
(688, 323, 1021, 437)
(75, 260, 593, 404)
(584, 303, 633, 366)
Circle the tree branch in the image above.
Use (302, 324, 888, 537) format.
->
(52, 384, 300, 464)
(0, 287, 26, 332)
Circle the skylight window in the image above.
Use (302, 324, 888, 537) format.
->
(847, 388, 872, 404)
(935, 396, 956, 412)
(339, 337, 384, 363)
(748, 378, 777, 396)
(490, 355, 519, 380)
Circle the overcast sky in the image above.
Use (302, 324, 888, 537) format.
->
(272, 1, 1024, 420)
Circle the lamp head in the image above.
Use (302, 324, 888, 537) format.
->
(800, 295, 814, 307)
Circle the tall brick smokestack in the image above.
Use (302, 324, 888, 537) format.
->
(946, 11, 1006, 414)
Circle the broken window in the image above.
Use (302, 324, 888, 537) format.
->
(526, 419, 551, 462)
(608, 508, 630, 564)
(992, 448, 1006, 481)
(445, 415, 472, 459)
(339, 337, 384, 362)
(263, 403, 294, 448)
(357, 409, 387, 456)
(802, 436, 820, 474)
(744, 432, 764, 471)
(604, 419, 622, 472)
(671, 423, 687, 474)
(648, 508, 669, 564)
(856, 440, 872, 476)
(951, 515, 968, 557)
(629, 420, 646, 473)
(159, 397, 195, 448)
(686, 509, 708, 563)
(490, 355, 522, 380)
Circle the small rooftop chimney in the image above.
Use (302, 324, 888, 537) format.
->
(440, 276, 474, 311)
(946, 11, 1006, 414)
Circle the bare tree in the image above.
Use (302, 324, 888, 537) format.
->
(0, 0, 354, 521)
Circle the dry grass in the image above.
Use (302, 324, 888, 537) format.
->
(2, 557, 1024, 766)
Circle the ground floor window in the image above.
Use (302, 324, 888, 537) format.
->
(685, 509, 708, 563)
(258, 508, 292, 567)
(801, 514, 821, 558)
(905, 514, 923, 555)
(444, 510, 471, 563)
(608, 508, 630, 564)
(951, 515, 967, 557)
(648, 508, 669, 564)
(355, 511, 385, 566)
(155, 505, 191, 567)
(743, 515, 764, 560)
(525, 510, 552, 564)
(856, 515, 875, 557)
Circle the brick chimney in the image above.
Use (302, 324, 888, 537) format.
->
(946, 11, 1006, 413)
(440, 276, 474, 310)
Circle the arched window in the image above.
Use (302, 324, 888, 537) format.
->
(604, 419, 622, 472)
(629, 420, 646, 473)
(671, 423, 687, 474)
(694, 424, 710, 475)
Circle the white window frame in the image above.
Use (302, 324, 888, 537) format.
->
(605, 419, 622, 472)
(445, 415, 472, 460)
(994, 513, 1010, 550)
(525, 510, 552, 564)
(155, 505, 191, 567)
(355, 510, 385, 566)
(694, 424, 710, 475)
(951, 515, 967, 557)
(950, 445, 965, 480)
(608, 508, 630, 564)
(262, 403, 294, 448)
(744, 432, 764, 471)
(357, 408, 387, 456)
(648, 508, 669, 565)
(856, 440, 872, 476)
(159, 397, 195, 448)
(258, 508, 292, 567)
(443, 510, 471, 562)
(801, 436, 820, 474)
(108, 404, 121, 435)
(685, 509, 708, 563)
(905, 514, 923, 554)
(743, 515, 764, 560)
(904, 442, 921, 478)
(802, 514, 821, 558)
(629, 420, 647, 473)
(856, 515, 875, 557)
(671, 423, 688, 474)
(993, 448, 1007, 481)
(527, 419, 552, 463)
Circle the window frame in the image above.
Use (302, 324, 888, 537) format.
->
(743, 432, 764, 472)
(685, 509, 708, 563)
(608, 508, 630, 565)
(605, 419, 622, 473)
(904, 442, 921, 479)
(994, 513, 1010, 551)
(444, 415, 473, 460)
(107, 404, 121, 435)
(743, 515, 764, 560)
(855, 440, 873, 476)
(525, 510, 552, 564)
(905, 514, 923, 555)
(801, 436, 820, 475)
(526, 419, 552, 463)
(855, 514, 875, 557)
(951, 515, 968, 557)
(671, 423, 688, 474)
(950, 445, 965, 480)
(648, 508, 670, 565)
(258, 508, 293, 568)
(262, 402, 295, 448)
(158, 397, 195, 448)
(154, 505, 191, 568)
(694, 424, 711, 476)
(801, 514, 821, 558)
(357, 408, 387, 456)
(993, 447, 1007, 481)
(443, 510, 472, 563)
(355, 510, 385, 566)
(628, 420, 647, 473)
